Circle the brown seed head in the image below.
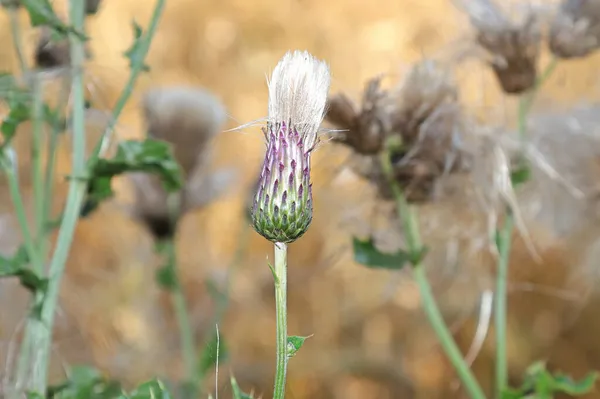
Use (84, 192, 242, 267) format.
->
(326, 60, 470, 203)
(549, 0, 600, 59)
(131, 86, 231, 239)
(35, 27, 71, 69)
(326, 77, 390, 155)
(142, 86, 227, 177)
(461, 0, 542, 94)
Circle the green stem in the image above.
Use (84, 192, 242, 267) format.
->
(22, 0, 166, 393)
(198, 221, 251, 394)
(494, 59, 558, 397)
(273, 242, 288, 399)
(2, 154, 42, 270)
(11, 76, 47, 397)
(8, 7, 28, 75)
(413, 264, 486, 399)
(42, 107, 61, 238)
(31, 76, 46, 265)
(494, 214, 514, 398)
(3, 150, 42, 397)
(28, 0, 87, 393)
(379, 149, 486, 398)
(90, 0, 166, 162)
(164, 238, 198, 397)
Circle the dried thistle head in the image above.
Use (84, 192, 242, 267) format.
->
(130, 86, 231, 239)
(460, 0, 542, 94)
(35, 27, 71, 69)
(251, 50, 331, 244)
(142, 86, 227, 177)
(326, 60, 470, 203)
(86, 0, 102, 14)
(0, 0, 19, 8)
(326, 77, 391, 155)
(549, 0, 600, 59)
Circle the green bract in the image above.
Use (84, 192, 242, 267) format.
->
(251, 121, 313, 243)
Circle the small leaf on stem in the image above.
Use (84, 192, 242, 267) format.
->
(198, 331, 229, 376)
(46, 365, 123, 399)
(20, 0, 86, 40)
(0, 246, 48, 319)
(124, 21, 150, 72)
(503, 361, 599, 398)
(287, 335, 312, 358)
(230, 376, 254, 399)
(352, 237, 410, 269)
(155, 265, 176, 291)
(85, 139, 184, 215)
(127, 380, 172, 399)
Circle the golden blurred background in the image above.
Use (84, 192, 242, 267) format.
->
(2, 0, 600, 398)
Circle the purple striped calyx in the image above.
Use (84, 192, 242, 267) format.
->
(251, 121, 312, 243)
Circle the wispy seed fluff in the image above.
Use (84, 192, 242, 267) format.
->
(251, 50, 331, 244)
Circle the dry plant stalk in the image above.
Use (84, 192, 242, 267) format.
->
(326, 60, 470, 203)
(549, 0, 600, 59)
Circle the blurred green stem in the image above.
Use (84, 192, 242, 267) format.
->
(273, 242, 288, 399)
(495, 58, 558, 398)
(31, 76, 46, 263)
(28, 0, 87, 393)
(8, 7, 28, 75)
(91, 0, 166, 161)
(494, 213, 513, 397)
(163, 234, 198, 397)
(12, 75, 47, 396)
(379, 150, 486, 399)
(25, 0, 166, 393)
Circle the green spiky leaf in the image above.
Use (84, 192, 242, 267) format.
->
(352, 237, 410, 269)
(230, 376, 253, 399)
(126, 380, 172, 399)
(0, 246, 48, 319)
(510, 161, 531, 188)
(124, 21, 150, 72)
(20, 0, 86, 40)
(47, 365, 122, 399)
(198, 331, 229, 377)
(287, 335, 311, 359)
(502, 361, 599, 398)
(85, 139, 183, 215)
(1, 96, 30, 145)
(155, 265, 176, 291)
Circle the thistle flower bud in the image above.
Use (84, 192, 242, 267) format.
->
(251, 50, 331, 243)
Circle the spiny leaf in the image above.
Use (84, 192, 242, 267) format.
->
(1, 97, 30, 145)
(124, 21, 150, 72)
(20, 0, 86, 40)
(126, 380, 172, 399)
(47, 365, 123, 399)
(85, 139, 183, 214)
(198, 331, 229, 376)
(352, 237, 410, 269)
(287, 335, 312, 359)
(0, 246, 48, 318)
(503, 361, 599, 398)
(230, 376, 254, 399)
(155, 265, 176, 291)
(510, 161, 531, 188)
(268, 261, 279, 284)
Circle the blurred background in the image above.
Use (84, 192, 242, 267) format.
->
(2, 0, 600, 398)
